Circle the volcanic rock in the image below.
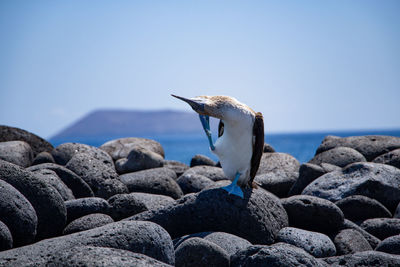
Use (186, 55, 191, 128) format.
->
(115, 147, 164, 174)
(0, 141, 33, 167)
(309, 146, 366, 167)
(63, 213, 114, 235)
(333, 229, 372, 255)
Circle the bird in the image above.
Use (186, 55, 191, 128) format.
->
(172, 94, 264, 198)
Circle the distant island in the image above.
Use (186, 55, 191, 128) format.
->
(50, 109, 219, 143)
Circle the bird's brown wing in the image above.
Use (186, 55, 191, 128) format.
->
(249, 112, 264, 188)
(218, 120, 224, 137)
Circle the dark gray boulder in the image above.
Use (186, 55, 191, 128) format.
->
(52, 142, 114, 168)
(0, 125, 53, 156)
(120, 168, 183, 199)
(66, 153, 127, 199)
(255, 153, 300, 197)
(190, 154, 216, 167)
(203, 232, 252, 256)
(0, 221, 175, 266)
(31, 169, 75, 201)
(281, 195, 344, 234)
(315, 135, 400, 161)
(231, 243, 327, 267)
(288, 163, 326, 196)
(302, 162, 400, 212)
(360, 218, 400, 240)
(309, 146, 366, 167)
(129, 188, 288, 245)
(333, 229, 372, 255)
(0, 160, 66, 240)
(373, 148, 400, 169)
(0, 141, 33, 167)
(174, 231, 252, 256)
(340, 219, 381, 249)
(376, 234, 400, 255)
(176, 173, 215, 194)
(0, 221, 12, 251)
(100, 137, 165, 160)
(163, 160, 189, 177)
(46, 246, 172, 267)
(107, 193, 148, 220)
(0, 179, 37, 247)
(32, 151, 55, 165)
(395, 202, 400, 219)
(277, 227, 336, 258)
(175, 237, 229, 267)
(27, 163, 94, 198)
(126, 192, 174, 211)
(263, 143, 276, 152)
(181, 165, 227, 182)
(115, 147, 164, 174)
(335, 195, 392, 223)
(65, 197, 112, 223)
(63, 213, 114, 235)
(323, 251, 400, 266)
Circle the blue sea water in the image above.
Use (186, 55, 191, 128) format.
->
(51, 129, 400, 165)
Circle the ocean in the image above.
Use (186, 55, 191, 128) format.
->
(50, 129, 400, 166)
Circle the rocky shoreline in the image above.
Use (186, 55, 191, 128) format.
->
(0, 125, 400, 266)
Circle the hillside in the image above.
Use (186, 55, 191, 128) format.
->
(50, 109, 219, 142)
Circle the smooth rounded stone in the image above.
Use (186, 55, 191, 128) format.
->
(315, 135, 400, 161)
(175, 237, 229, 267)
(277, 227, 336, 258)
(395, 202, 400, 218)
(0, 179, 37, 247)
(52, 142, 114, 168)
(263, 143, 276, 152)
(309, 146, 366, 168)
(320, 162, 342, 172)
(163, 160, 189, 176)
(203, 232, 252, 256)
(333, 229, 372, 255)
(66, 153, 127, 199)
(360, 218, 400, 240)
(323, 251, 400, 266)
(32, 151, 55, 165)
(255, 153, 300, 197)
(0, 125, 53, 156)
(231, 243, 327, 267)
(0, 221, 175, 266)
(46, 246, 172, 267)
(335, 195, 392, 223)
(205, 179, 231, 189)
(373, 148, 400, 169)
(127, 192, 175, 211)
(176, 173, 215, 194)
(0, 140, 34, 167)
(120, 168, 183, 199)
(27, 163, 94, 198)
(340, 219, 381, 249)
(302, 162, 400, 212)
(288, 163, 326, 196)
(0, 160, 66, 240)
(63, 213, 114, 235)
(115, 147, 164, 174)
(376, 234, 400, 255)
(65, 197, 112, 223)
(100, 137, 165, 160)
(107, 193, 148, 220)
(31, 169, 75, 201)
(181, 165, 227, 182)
(281, 195, 344, 234)
(129, 188, 288, 245)
(0, 221, 12, 251)
(190, 154, 216, 167)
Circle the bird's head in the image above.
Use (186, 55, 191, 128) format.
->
(171, 94, 249, 120)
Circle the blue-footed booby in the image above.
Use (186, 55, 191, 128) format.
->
(172, 94, 264, 198)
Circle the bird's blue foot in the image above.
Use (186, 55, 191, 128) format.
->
(222, 183, 244, 198)
(199, 114, 215, 151)
(221, 172, 243, 198)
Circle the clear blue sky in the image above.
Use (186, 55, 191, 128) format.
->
(1, 0, 399, 139)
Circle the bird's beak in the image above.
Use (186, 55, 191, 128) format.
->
(171, 94, 206, 114)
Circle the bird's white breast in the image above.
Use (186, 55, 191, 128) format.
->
(212, 114, 254, 184)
